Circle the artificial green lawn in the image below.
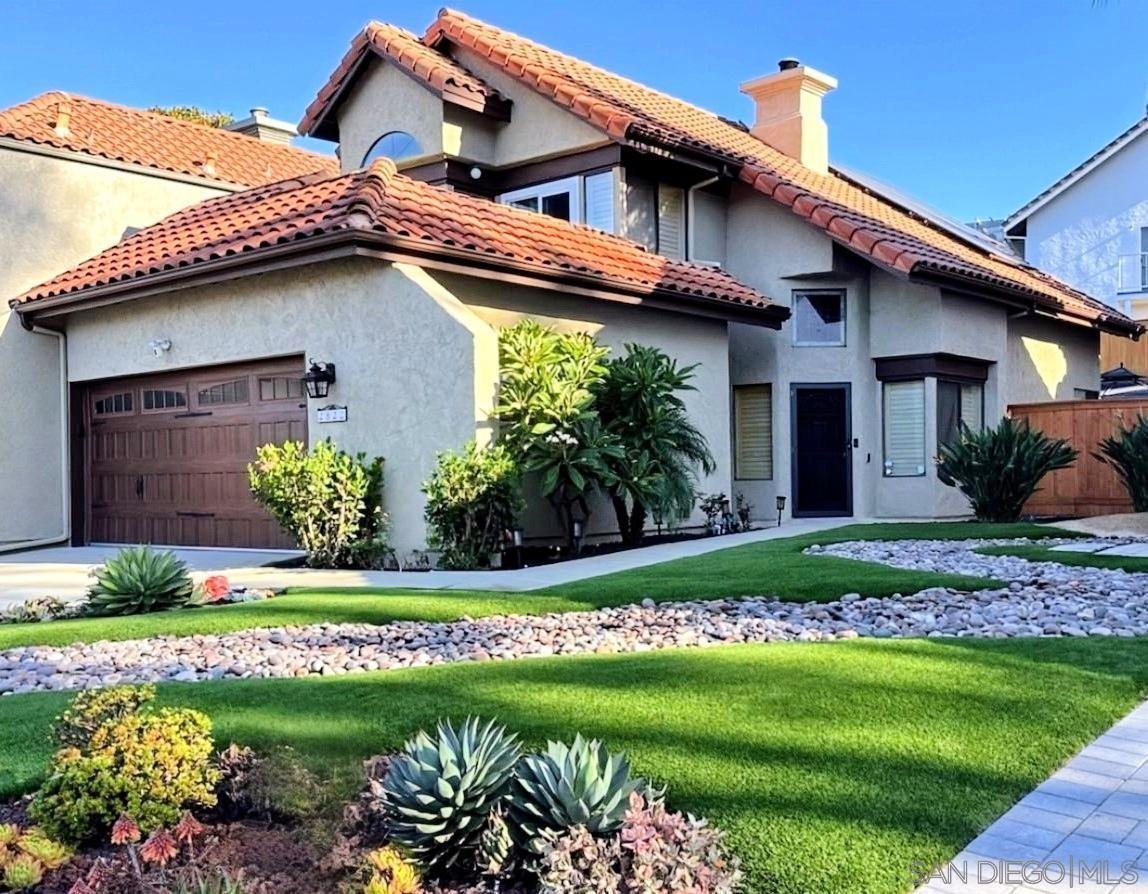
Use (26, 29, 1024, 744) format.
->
(0, 637, 1144, 893)
(0, 522, 1070, 650)
(978, 542, 1148, 574)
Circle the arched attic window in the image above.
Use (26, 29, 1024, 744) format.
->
(362, 131, 423, 166)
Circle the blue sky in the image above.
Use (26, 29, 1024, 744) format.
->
(2, 0, 1145, 222)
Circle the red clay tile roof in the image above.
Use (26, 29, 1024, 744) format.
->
(423, 8, 1141, 337)
(299, 22, 509, 141)
(12, 158, 785, 326)
(0, 92, 337, 188)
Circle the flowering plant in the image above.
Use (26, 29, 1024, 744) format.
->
(195, 576, 231, 604)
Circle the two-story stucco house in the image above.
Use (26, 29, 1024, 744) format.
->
(3, 10, 1141, 556)
(1003, 113, 1148, 376)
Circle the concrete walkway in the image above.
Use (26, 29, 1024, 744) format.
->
(1052, 540, 1148, 559)
(0, 517, 855, 606)
(918, 701, 1148, 893)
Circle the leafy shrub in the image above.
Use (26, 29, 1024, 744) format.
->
(508, 734, 644, 856)
(54, 684, 156, 749)
(619, 792, 741, 893)
(936, 417, 1077, 522)
(1095, 414, 1148, 511)
(0, 824, 71, 892)
(538, 824, 622, 894)
(423, 441, 524, 569)
(595, 344, 715, 545)
(495, 320, 621, 549)
(0, 595, 77, 625)
(31, 686, 218, 843)
(248, 439, 388, 568)
(86, 546, 194, 616)
(382, 717, 520, 873)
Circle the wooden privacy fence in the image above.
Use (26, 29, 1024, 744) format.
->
(1008, 398, 1148, 517)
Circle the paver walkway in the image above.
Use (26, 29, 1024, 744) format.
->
(917, 703, 1148, 893)
(1053, 540, 1148, 559)
(0, 517, 856, 607)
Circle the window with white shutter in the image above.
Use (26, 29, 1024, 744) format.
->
(883, 380, 926, 477)
(734, 385, 773, 480)
(583, 171, 615, 233)
(657, 184, 685, 259)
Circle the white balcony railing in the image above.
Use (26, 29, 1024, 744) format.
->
(1117, 253, 1148, 294)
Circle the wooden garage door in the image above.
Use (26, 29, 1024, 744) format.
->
(80, 357, 306, 548)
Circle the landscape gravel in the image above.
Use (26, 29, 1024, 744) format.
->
(2, 537, 1147, 695)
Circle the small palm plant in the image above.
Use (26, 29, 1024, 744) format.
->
(86, 546, 195, 616)
(1095, 415, 1148, 512)
(936, 416, 1077, 522)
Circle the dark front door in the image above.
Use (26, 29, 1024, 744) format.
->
(791, 384, 852, 517)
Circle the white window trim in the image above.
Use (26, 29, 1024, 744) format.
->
(792, 289, 847, 347)
(498, 176, 583, 224)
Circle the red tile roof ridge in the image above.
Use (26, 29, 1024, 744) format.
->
(0, 91, 337, 187)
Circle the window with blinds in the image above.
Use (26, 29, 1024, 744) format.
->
(734, 385, 773, 480)
(657, 184, 685, 259)
(937, 380, 984, 447)
(883, 380, 926, 477)
(583, 171, 615, 233)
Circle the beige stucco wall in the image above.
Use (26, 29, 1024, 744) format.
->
(0, 146, 226, 543)
(1004, 314, 1099, 404)
(451, 48, 611, 167)
(336, 58, 447, 171)
(64, 259, 486, 555)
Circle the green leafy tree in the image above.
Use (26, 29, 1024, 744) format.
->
(595, 345, 715, 545)
(936, 416, 1077, 522)
(494, 321, 622, 549)
(1095, 414, 1148, 511)
(149, 105, 234, 128)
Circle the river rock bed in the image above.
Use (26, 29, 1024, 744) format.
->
(1, 537, 1146, 695)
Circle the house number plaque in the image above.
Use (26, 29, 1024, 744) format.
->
(316, 405, 348, 424)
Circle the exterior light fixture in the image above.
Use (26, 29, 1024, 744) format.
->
(148, 338, 172, 356)
(301, 360, 336, 400)
(469, 166, 482, 180)
(572, 518, 584, 555)
(775, 495, 787, 527)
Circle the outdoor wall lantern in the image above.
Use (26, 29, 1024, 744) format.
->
(776, 495, 787, 528)
(302, 360, 337, 399)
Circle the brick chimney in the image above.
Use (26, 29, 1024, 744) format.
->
(740, 60, 837, 175)
(225, 107, 297, 145)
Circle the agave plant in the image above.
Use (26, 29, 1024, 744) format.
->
(86, 546, 194, 616)
(936, 416, 1077, 522)
(507, 735, 644, 856)
(1095, 414, 1148, 512)
(382, 717, 520, 874)
(477, 807, 514, 877)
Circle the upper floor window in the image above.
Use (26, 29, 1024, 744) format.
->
(497, 171, 616, 233)
(793, 290, 846, 346)
(362, 131, 423, 166)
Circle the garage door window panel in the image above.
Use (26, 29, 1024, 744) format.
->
(259, 376, 302, 402)
(196, 377, 250, 408)
(92, 391, 134, 416)
(141, 388, 187, 413)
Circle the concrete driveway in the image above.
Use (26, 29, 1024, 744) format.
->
(0, 517, 861, 607)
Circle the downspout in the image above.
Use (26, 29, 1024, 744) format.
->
(687, 176, 720, 264)
(0, 325, 70, 553)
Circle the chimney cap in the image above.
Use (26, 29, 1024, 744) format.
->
(778, 57, 801, 71)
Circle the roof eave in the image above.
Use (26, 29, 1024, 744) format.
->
(13, 230, 786, 330)
(908, 265, 1145, 339)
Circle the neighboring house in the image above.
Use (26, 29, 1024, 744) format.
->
(0, 93, 334, 548)
(1003, 114, 1148, 374)
(3, 11, 1141, 555)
